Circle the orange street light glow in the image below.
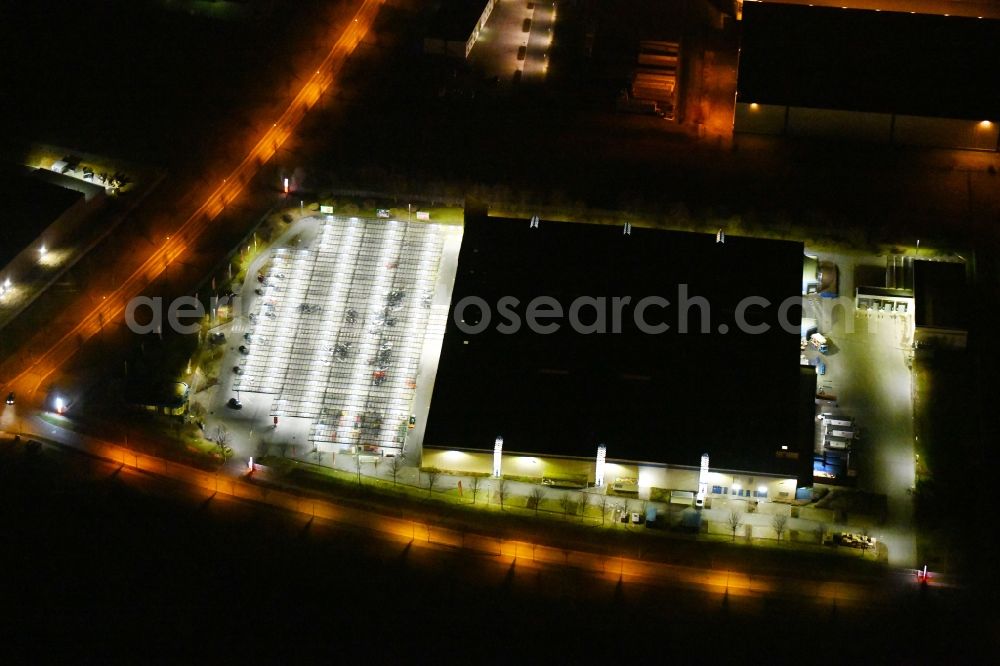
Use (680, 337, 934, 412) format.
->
(0, 0, 384, 397)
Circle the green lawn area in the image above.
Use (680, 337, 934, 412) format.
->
(255, 455, 886, 577)
(39, 412, 222, 470)
(301, 198, 464, 225)
(24, 143, 151, 194)
(156, 0, 251, 20)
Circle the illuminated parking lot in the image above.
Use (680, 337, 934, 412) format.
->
(234, 216, 450, 456)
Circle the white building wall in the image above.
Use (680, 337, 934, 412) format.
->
(422, 447, 797, 499)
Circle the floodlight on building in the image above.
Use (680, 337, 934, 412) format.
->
(758, 485, 767, 494)
(54, 396, 65, 414)
(39, 245, 47, 258)
(980, 120, 993, 129)
(595, 444, 607, 487)
(493, 436, 503, 477)
(732, 481, 742, 491)
(283, 177, 290, 194)
(749, 102, 759, 110)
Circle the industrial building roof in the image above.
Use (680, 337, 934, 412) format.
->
(0, 163, 82, 269)
(738, 3, 1000, 120)
(426, 0, 486, 42)
(424, 214, 811, 475)
(914, 260, 967, 330)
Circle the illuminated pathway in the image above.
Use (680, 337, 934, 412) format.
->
(0, 0, 385, 397)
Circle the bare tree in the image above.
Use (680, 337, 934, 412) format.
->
(815, 522, 827, 544)
(596, 494, 609, 526)
(389, 454, 404, 486)
(213, 425, 230, 446)
(470, 476, 481, 504)
(559, 494, 574, 520)
(528, 486, 546, 516)
(496, 478, 508, 510)
(577, 492, 590, 519)
(727, 511, 744, 542)
(255, 439, 269, 458)
(213, 425, 232, 461)
(859, 529, 871, 558)
(612, 501, 625, 527)
(771, 514, 789, 541)
(425, 469, 440, 496)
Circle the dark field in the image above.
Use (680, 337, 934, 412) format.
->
(0, 0, 332, 166)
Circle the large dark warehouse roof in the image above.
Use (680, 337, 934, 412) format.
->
(738, 3, 1000, 120)
(424, 214, 808, 474)
(0, 163, 82, 269)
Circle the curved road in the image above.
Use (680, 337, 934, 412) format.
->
(0, 0, 384, 400)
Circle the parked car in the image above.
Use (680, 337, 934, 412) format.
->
(239, 345, 250, 355)
(227, 397, 243, 409)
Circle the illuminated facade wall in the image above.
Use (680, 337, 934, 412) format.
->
(735, 102, 999, 152)
(465, 0, 496, 58)
(422, 447, 796, 500)
(424, 0, 497, 60)
(893, 115, 998, 151)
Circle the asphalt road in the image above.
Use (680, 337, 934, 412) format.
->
(0, 0, 385, 403)
(3, 423, 982, 661)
